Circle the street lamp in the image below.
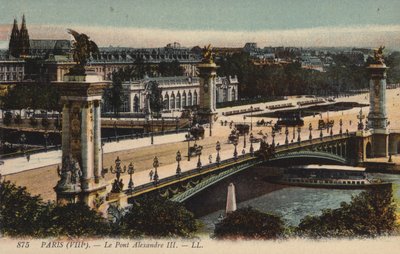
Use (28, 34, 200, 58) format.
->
(186, 133, 191, 161)
(233, 137, 238, 160)
(113, 121, 118, 141)
(250, 106, 253, 131)
(216, 141, 221, 165)
(285, 126, 289, 145)
(196, 145, 202, 169)
(271, 129, 276, 147)
(243, 131, 247, 148)
(110, 156, 126, 193)
(176, 150, 182, 176)
(43, 131, 49, 152)
(249, 133, 254, 156)
(292, 126, 296, 141)
(127, 162, 134, 193)
(153, 156, 159, 184)
(297, 126, 301, 143)
(19, 133, 26, 152)
(320, 128, 323, 140)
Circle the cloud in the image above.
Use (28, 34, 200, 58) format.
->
(0, 23, 399, 49)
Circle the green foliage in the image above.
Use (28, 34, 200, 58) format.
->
(45, 203, 110, 237)
(120, 196, 198, 238)
(3, 111, 12, 125)
(29, 116, 38, 127)
(14, 114, 22, 125)
(148, 81, 164, 115)
(213, 207, 286, 240)
(0, 180, 109, 238)
(0, 180, 48, 237)
(1, 83, 60, 112)
(386, 51, 400, 84)
(296, 186, 398, 238)
(104, 70, 125, 117)
(41, 117, 50, 128)
(217, 52, 376, 98)
(158, 60, 185, 77)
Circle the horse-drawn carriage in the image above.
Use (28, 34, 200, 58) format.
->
(318, 119, 334, 130)
(235, 124, 250, 135)
(190, 126, 205, 140)
(188, 144, 203, 157)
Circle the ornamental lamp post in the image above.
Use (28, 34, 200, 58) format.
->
(285, 126, 289, 145)
(110, 156, 126, 193)
(196, 146, 202, 169)
(250, 106, 253, 131)
(216, 141, 221, 165)
(185, 133, 191, 161)
(243, 131, 247, 148)
(249, 133, 254, 156)
(233, 137, 238, 160)
(127, 162, 134, 193)
(153, 156, 159, 183)
(271, 129, 276, 147)
(43, 131, 49, 152)
(297, 126, 301, 143)
(176, 150, 182, 176)
(19, 133, 26, 152)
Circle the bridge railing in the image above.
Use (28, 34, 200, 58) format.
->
(101, 128, 189, 143)
(119, 154, 254, 198)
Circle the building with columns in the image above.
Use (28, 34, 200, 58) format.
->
(102, 75, 239, 114)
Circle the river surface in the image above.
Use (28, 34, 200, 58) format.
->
(198, 172, 400, 233)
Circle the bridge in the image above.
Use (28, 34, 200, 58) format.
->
(105, 132, 357, 208)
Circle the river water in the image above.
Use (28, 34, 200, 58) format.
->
(198, 172, 400, 233)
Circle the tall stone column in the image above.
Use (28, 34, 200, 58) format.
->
(54, 72, 110, 208)
(197, 45, 218, 124)
(93, 100, 102, 183)
(367, 49, 389, 157)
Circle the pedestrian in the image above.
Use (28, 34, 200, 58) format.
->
(149, 169, 154, 181)
(26, 154, 30, 162)
(208, 154, 212, 164)
(242, 149, 245, 156)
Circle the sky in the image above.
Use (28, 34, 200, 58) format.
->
(0, 0, 399, 49)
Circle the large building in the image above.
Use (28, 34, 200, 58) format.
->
(103, 75, 239, 114)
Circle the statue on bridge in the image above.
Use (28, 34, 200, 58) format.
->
(55, 155, 83, 192)
(202, 44, 215, 64)
(373, 46, 385, 64)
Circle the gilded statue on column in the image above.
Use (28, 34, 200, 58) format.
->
(373, 46, 385, 64)
(202, 44, 215, 64)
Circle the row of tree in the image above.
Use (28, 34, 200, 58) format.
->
(217, 51, 400, 99)
(214, 185, 398, 239)
(1, 178, 397, 239)
(0, 180, 197, 238)
(0, 83, 61, 114)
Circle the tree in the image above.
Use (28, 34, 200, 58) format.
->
(0, 180, 110, 237)
(213, 207, 286, 240)
(0, 180, 49, 237)
(104, 70, 124, 117)
(296, 186, 398, 238)
(45, 203, 110, 237)
(158, 60, 185, 77)
(147, 81, 163, 117)
(120, 195, 198, 238)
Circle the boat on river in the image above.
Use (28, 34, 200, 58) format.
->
(267, 164, 390, 189)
